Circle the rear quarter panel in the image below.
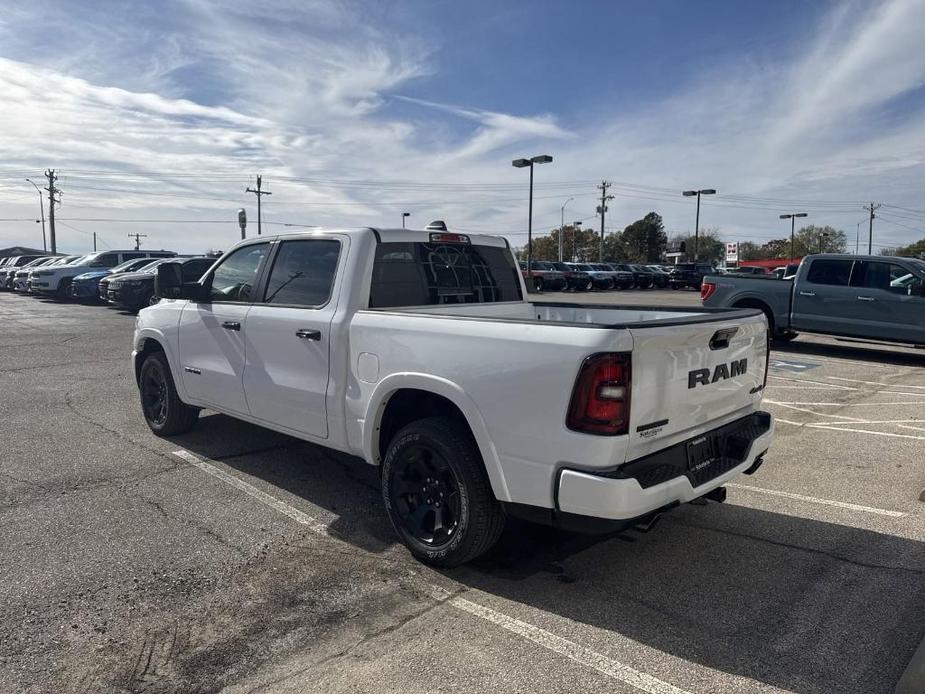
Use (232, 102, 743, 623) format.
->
(703, 275, 792, 330)
(348, 311, 634, 508)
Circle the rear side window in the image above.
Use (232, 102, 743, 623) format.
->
(263, 240, 340, 306)
(370, 242, 522, 308)
(806, 259, 853, 286)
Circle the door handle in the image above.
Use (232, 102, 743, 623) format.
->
(295, 329, 322, 341)
(798, 291, 815, 297)
(221, 321, 241, 331)
(856, 296, 875, 302)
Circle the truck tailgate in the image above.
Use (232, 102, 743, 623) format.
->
(625, 312, 767, 460)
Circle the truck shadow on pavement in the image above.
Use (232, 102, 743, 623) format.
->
(172, 412, 924, 694)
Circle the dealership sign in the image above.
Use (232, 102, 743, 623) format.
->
(725, 242, 738, 262)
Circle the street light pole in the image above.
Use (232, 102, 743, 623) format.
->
(682, 188, 716, 260)
(572, 221, 582, 261)
(401, 212, 410, 228)
(559, 197, 573, 262)
(26, 178, 46, 252)
(512, 155, 553, 278)
(779, 212, 807, 261)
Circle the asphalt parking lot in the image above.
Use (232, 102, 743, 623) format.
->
(1, 290, 923, 694)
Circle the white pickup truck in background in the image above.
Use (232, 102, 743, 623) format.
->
(133, 227, 773, 566)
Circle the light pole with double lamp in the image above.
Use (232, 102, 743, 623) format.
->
(25, 178, 47, 252)
(512, 155, 553, 278)
(779, 212, 807, 261)
(559, 197, 573, 262)
(572, 220, 582, 261)
(682, 188, 716, 260)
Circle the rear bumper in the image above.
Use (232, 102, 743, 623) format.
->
(556, 411, 773, 522)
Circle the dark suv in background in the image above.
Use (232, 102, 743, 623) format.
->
(669, 263, 715, 290)
(550, 261, 592, 291)
(519, 261, 568, 292)
(107, 257, 214, 311)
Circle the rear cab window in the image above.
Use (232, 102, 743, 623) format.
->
(370, 242, 522, 308)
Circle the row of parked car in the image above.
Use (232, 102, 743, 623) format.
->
(0, 250, 215, 311)
(518, 261, 713, 292)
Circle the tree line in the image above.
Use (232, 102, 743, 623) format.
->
(516, 213, 852, 264)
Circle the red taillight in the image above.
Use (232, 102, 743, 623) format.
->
(567, 353, 631, 436)
(700, 281, 716, 301)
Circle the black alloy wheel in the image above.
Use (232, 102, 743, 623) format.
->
(382, 417, 505, 566)
(140, 359, 170, 428)
(389, 443, 462, 547)
(138, 352, 200, 435)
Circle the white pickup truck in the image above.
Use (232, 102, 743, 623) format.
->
(133, 227, 773, 566)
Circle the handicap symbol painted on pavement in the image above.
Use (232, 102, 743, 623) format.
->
(769, 359, 820, 373)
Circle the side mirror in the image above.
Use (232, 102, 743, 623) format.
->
(155, 262, 206, 300)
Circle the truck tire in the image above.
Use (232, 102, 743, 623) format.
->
(381, 417, 505, 567)
(138, 351, 200, 436)
(533, 276, 544, 292)
(773, 331, 798, 343)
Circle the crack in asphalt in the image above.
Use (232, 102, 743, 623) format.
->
(131, 493, 248, 559)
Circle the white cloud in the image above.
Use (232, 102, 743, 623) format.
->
(1, 0, 925, 255)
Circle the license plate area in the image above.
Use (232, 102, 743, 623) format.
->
(686, 435, 717, 473)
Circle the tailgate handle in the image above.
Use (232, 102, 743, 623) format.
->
(709, 327, 738, 350)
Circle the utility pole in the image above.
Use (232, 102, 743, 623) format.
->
(863, 203, 880, 255)
(597, 181, 613, 261)
(127, 232, 147, 250)
(246, 175, 272, 235)
(44, 169, 60, 254)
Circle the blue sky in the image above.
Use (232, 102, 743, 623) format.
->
(1, 0, 924, 254)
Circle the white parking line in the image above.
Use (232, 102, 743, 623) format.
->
(769, 401, 925, 407)
(727, 483, 907, 518)
(172, 450, 330, 535)
(450, 597, 695, 694)
(807, 424, 925, 441)
(173, 448, 698, 693)
(767, 376, 856, 390)
(765, 400, 859, 420)
(825, 376, 925, 389)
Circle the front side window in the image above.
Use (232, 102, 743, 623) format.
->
(852, 261, 923, 294)
(806, 259, 853, 286)
(263, 240, 340, 306)
(208, 243, 269, 302)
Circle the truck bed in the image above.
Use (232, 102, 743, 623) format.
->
(366, 300, 760, 328)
